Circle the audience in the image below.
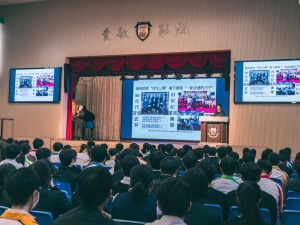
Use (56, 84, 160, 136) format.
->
(193, 148, 204, 161)
(111, 164, 156, 222)
(285, 160, 300, 194)
(31, 159, 69, 219)
(115, 143, 124, 152)
(149, 151, 165, 179)
(54, 166, 118, 225)
(0, 168, 40, 224)
(250, 148, 258, 162)
(105, 148, 119, 168)
(176, 148, 187, 171)
(238, 147, 250, 165)
(183, 168, 222, 225)
(0, 144, 23, 169)
(85, 146, 107, 168)
(268, 153, 288, 189)
(242, 152, 255, 164)
(0, 164, 16, 207)
(50, 142, 63, 163)
(283, 147, 294, 168)
(278, 150, 293, 178)
(76, 146, 90, 166)
(87, 140, 95, 148)
(112, 148, 135, 184)
(261, 148, 273, 161)
(28, 138, 44, 163)
(182, 153, 198, 171)
(16, 143, 31, 167)
(36, 147, 52, 161)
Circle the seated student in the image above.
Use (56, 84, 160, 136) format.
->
(149, 151, 165, 180)
(223, 181, 268, 225)
(53, 149, 79, 193)
(197, 160, 227, 219)
(16, 143, 32, 167)
(193, 148, 204, 161)
(87, 140, 95, 148)
(242, 152, 255, 164)
(226, 162, 278, 225)
(63, 145, 72, 149)
(27, 138, 44, 163)
(183, 168, 222, 225)
(207, 147, 219, 168)
(212, 156, 240, 194)
(152, 157, 179, 195)
(0, 167, 40, 225)
(111, 164, 156, 222)
(285, 160, 300, 194)
(238, 148, 250, 165)
(31, 159, 68, 219)
(116, 143, 124, 152)
(268, 153, 288, 189)
(76, 146, 90, 166)
(0, 164, 16, 207)
(50, 142, 63, 163)
(176, 148, 188, 171)
(112, 156, 140, 196)
(225, 146, 233, 154)
(54, 167, 118, 225)
(283, 147, 294, 168)
(261, 148, 273, 161)
(215, 147, 227, 174)
(257, 160, 283, 218)
(182, 153, 198, 171)
(105, 148, 119, 168)
(278, 150, 293, 179)
(0, 144, 23, 169)
(36, 148, 52, 161)
(250, 149, 258, 162)
(146, 178, 192, 225)
(85, 146, 107, 168)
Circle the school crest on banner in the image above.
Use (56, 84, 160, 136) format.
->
(208, 126, 219, 138)
(135, 21, 152, 41)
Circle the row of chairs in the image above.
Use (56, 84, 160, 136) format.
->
(52, 162, 113, 171)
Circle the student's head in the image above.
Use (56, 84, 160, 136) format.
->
(183, 168, 208, 199)
(268, 153, 280, 166)
(6, 138, 14, 144)
(87, 141, 95, 148)
(257, 159, 272, 175)
(242, 152, 255, 164)
(33, 138, 44, 149)
(182, 153, 198, 170)
(0, 164, 16, 192)
(156, 178, 192, 218)
(91, 146, 107, 163)
(108, 148, 119, 157)
(197, 159, 216, 184)
(80, 144, 87, 153)
(59, 149, 76, 166)
(36, 148, 51, 160)
(279, 153, 287, 164)
(207, 147, 217, 156)
(20, 143, 31, 155)
(160, 144, 166, 153)
(115, 143, 124, 151)
(53, 142, 63, 152)
(294, 160, 300, 175)
(220, 157, 237, 176)
(193, 148, 204, 160)
(78, 166, 112, 207)
(296, 152, 300, 162)
(118, 148, 135, 162)
(160, 157, 179, 176)
(217, 147, 227, 160)
(225, 146, 233, 154)
(228, 152, 239, 161)
(177, 148, 187, 158)
(183, 145, 192, 152)
(283, 147, 292, 161)
(6, 144, 21, 159)
(121, 156, 140, 176)
(63, 145, 72, 150)
(31, 159, 55, 186)
(240, 162, 261, 182)
(242, 147, 250, 155)
(250, 149, 257, 158)
(130, 164, 154, 205)
(149, 151, 165, 170)
(130, 143, 139, 151)
(5, 167, 41, 209)
(237, 181, 262, 225)
(261, 148, 273, 160)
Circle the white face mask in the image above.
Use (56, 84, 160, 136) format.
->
(31, 191, 40, 209)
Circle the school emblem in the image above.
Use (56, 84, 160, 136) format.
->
(208, 126, 219, 138)
(135, 21, 152, 41)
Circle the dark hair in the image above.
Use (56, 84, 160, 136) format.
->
(6, 138, 14, 144)
(80, 144, 87, 153)
(240, 162, 261, 182)
(242, 152, 255, 164)
(237, 181, 263, 225)
(100, 143, 108, 150)
(6, 144, 21, 159)
(53, 142, 63, 152)
(296, 153, 300, 162)
(156, 177, 192, 217)
(119, 149, 135, 162)
(228, 152, 239, 161)
(242, 148, 250, 155)
(91, 146, 107, 163)
(87, 141, 95, 148)
(78, 167, 112, 205)
(183, 145, 192, 152)
(193, 148, 204, 160)
(177, 148, 187, 158)
(257, 159, 272, 174)
(0, 164, 16, 197)
(283, 147, 292, 161)
(207, 147, 217, 156)
(59, 149, 76, 166)
(108, 148, 119, 157)
(226, 146, 233, 154)
(149, 152, 165, 170)
(160, 157, 179, 175)
(130, 164, 153, 205)
(20, 143, 31, 155)
(6, 167, 41, 206)
(217, 147, 227, 160)
(294, 160, 300, 175)
(160, 144, 166, 154)
(250, 149, 256, 158)
(32, 159, 55, 185)
(261, 148, 273, 160)
(36, 148, 51, 160)
(63, 145, 72, 150)
(33, 138, 44, 149)
(197, 159, 216, 183)
(217, 104, 222, 107)
(268, 153, 280, 166)
(182, 153, 198, 170)
(279, 152, 287, 163)
(130, 143, 139, 150)
(220, 157, 237, 176)
(169, 148, 178, 157)
(115, 143, 124, 151)
(183, 168, 208, 199)
(121, 156, 140, 176)
(166, 144, 174, 154)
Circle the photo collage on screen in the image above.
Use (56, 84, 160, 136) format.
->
(276, 68, 298, 96)
(140, 92, 169, 115)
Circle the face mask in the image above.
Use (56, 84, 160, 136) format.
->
(31, 191, 40, 209)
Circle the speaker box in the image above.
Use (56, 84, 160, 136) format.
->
(64, 63, 70, 93)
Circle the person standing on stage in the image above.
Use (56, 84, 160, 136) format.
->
(74, 105, 85, 140)
(213, 104, 225, 117)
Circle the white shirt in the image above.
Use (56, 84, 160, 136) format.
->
(146, 215, 186, 225)
(0, 159, 23, 169)
(0, 209, 34, 225)
(50, 152, 61, 163)
(212, 176, 240, 194)
(76, 153, 90, 166)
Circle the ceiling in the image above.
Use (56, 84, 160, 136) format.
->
(0, 0, 43, 6)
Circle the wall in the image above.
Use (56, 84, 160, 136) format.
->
(0, 0, 300, 153)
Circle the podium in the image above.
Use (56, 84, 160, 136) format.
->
(199, 116, 229, 143)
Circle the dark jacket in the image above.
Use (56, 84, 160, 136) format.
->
(112, 182, 130, 196)
(184, 199, 222, 225)
(53, 166, 79, 193)
(111, 192, 156, 223)
(54, 204, 118, 225)
(0, 190, 11, 207)
(153, 170, 162, 180)
(278, 163, 293, 179)
(151, 175, 172, 195)
(33, 185, 69, 219)
(285, 177, 300, 195)
(112, 170, 124, 185)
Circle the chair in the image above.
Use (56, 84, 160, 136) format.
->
(291, 173, 298, 179)
(286, 198, 300, 211)
(178, 171, 186, 177)
(104, 196, 114, 214)
(52, 162, 61, 170)
(270, 177, 282, 187)
(229, 206, 271, 225)
(74, 164, 82, 169)
(287, 190, 300, 199)
(281, 210, 300, 225)
(53, 180, 72, 201)
(214, 174, 222, 179)
(112, 219, 145, 225)
(0, 206, 8, 216)
(204, 204, 223, 222)
(30, 210, 53, 225)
